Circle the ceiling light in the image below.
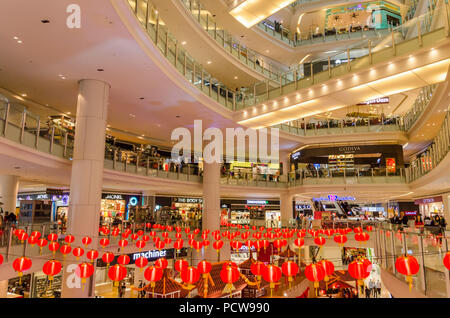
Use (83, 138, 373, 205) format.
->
(234, 76, 238, 79)
(17, 40, 22, 44)
(13, 36, 18, 40)
(21, 93, 27, 97)
(41, 19, 50, 23)
(67, 112, 71, 115)
(97, 68, 104, 72)
(207, 61, 212, 64)
(181, 41, 187, 45)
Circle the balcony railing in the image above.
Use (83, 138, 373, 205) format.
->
(179, 0, 287, 81)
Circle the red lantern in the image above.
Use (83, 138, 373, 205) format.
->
(181, 266, 200, 289)
(250, 261, 266, 281)
(130, 233, 139, 241)
(30, 231, 41, 239)
(366, 225, 373, 232)
(102, 252, 115, 267)
(13, 257, 32, 282)
(353, 227, 363, 234)
(155, 240, 165, 250)
(155, 258, 168, 269)
(64, 234, 75, 245)
(86, 250, 99, 263)
(136, 240, 146, 251)
(444, 252, 450, 271)
(17, 231, 28, 243)
(262, 265, 282, 297)
(281, 261, 299, 287)
(48, 242, 60, 256)
(334, 234, 347, 246)
(144, 266, 163, 296)
(197, 260, 212, 277)
(164, 237, 172, 245)
(99, 238, 109, 248)
(230, 240, 242, 252)
(220, 265, 240, 295)
(135, 257, 148, 271)
(117, 255, 130, 265)
(348, 259, 371, 287)
(320, 259, 335, 286)
(304, 263, 325, 289)
(202, 239, 210, 249)
(395, 255, 420, 291)
(81, 236, 92, 248)
(213, 240, 224, 254)
(72, 247, 84, 260)
(27, 235, 38, 246)
(48, 233, 58, 242)
(314, 236, 326, 247)
(173, 239, 183, 251)
(118, 239, 128, 250)
(43, 260, 62, 286)
(222, 261, 238, 270)
(108, 264, 127, 287)
(175, 259, 189, 272)
(76, 263, 94, 289)
(60, 244, 72, 257)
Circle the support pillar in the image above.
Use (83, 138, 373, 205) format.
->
(442, 192, 450, 230)
(0, 175, 19, 216)
(0, 280, 7, 298)
(280, 192, 294, 228)
(61, 79, 110, 298)
(280, 151, 290, 181)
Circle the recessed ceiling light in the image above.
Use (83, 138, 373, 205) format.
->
(41, 19, 50, 24)
(139, 97, 145, 100)
(176, 115, 181, 118)
(17, 40, 22, 44)
(181, 41, 187, 45)
(97, 68, 104, 72)
(67, 112, 71, 115)
(13, 36, 18, 40)
(234, 76, 238, 79)
(207, 61, 212, 64)
(21, 93, 27, 97)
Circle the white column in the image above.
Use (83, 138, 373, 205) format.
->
(280, 150, 290, 181)
(202, 162, 222, 262)
(61, 79, 110, 298)
(0, 175, 19, 216)
(442, 193, 450, 230)
(0, 280, 7, 298)
(280, 192, 293, 228)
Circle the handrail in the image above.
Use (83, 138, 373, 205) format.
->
(179, 0, 288, 81)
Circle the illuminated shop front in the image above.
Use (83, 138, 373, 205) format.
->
(219, 199, 282, 228)
(100, 193, 141, 224)
(415, 196, 445, 218)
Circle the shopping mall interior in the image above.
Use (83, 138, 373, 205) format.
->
(0, 0, 449, 301)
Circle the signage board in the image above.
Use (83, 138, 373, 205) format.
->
(246, 200, 269, 205)
(173, 197, 203, 204)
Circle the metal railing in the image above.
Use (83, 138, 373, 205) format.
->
(179, 0, 287, 81)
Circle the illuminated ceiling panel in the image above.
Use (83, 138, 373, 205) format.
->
(229, 0, 297, 28)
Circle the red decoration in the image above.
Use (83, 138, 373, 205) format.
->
(181, 266, 200, 287)
(81, 236, 92, 247)
(314, 236, 326, 247)
(444, 252, 450, 271)
(155, 240, 165, 250)
(213, 240, 224, 253)
(334, 234, 347, 246)
(250, 261, 266, 280)
(136, 240, 146, 251)
(48, 233, 58, 242)
(27, 235, 38, 246)
(30, 231, 41, 239)
(102, 252, 115, 266)
(99, 238, 109, 248)
(17, 231, 28, 243)
(395, 255, 420, 291)
(60, 245, 72, 257)
(48, 242, 60, 256)
(197, 260, 212, 276)
(117, 255, 130, 265)
(86, 250, 99, 263)
(262, 265, 282, 297)
(135, 257, 148, 271)
(348, 259, 371, 288)
(144, 266, 163, 296)
(304, 263, 325, 289)
(155, 258, 168, 269)
(75, 263, 94, 288)
(320, 259, 335, 286)
(281, 261, 299, 287)
(43, 260, 62, 284)
(64, 235, 75, 245)
(175, 259, 188, 272)
(13, 257, 32, 281)
(72, 247, 84, 260)
(108, 264, 127, 286)
(118, 239, 128, 250)
(220, 265, 240, 294)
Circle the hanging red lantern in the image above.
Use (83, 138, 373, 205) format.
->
(47, 233, 58, 242)
(181, 266, 200, 289)
(304, 263, 325, 289)
(261, 239, 270, 251)
(294, 238, 304, 248)
(348, 259, 371, 288)
(101, 227, 110, 235)
(117, 255, 130, 266)
(111, 228, 120, 237)
(222, 261, 238, 270)
(48, 242, 60, 256)
(176, 233, 183, 239)
(155, 257, 168, 269)
(262, 265, 282, 297)
(366, 225, 373, 232)
(164, 237, 172, 245)
(314, 236, 326, 247)
(395, 255, 420, 291)
(86, 250, 99, 263)
(250, 261, 266, 281)
(281, 261, 299, 288)
(30, 231, 41, 239)
(155, 240, 165, 251)
(64, 234, 75, 245)
(444, 252, 450, 271)
(135, 257, 148, 271)
(220, 265, 240, 295)
(142, 235, 150, 242)
(108, 264, 127, 288)
(334, 234, 347, 246)
(118, 239, 128, 251)
(102, 252, 115, 267)
(75, 262, 94, 290)
(17, 231, 28, 243)
(72, 247, 84, 260)
(197, 260, 212, 277)
(60, 244, 72, 257)
(353, 227, 363, 234)
(136, 240, 146, 251)
(185, 227, 191, 234)
(144, 266, 163, 296)
(175, 259, 189, 273)
(43, 260, 62, 287)
(230, 240, 242, 252)
(27, 235, 38, 246)
(130, 233, 139, 241)
(273, 239, 283, 251)
(81, 236, 92, 248)
(173, 239, 183, 251)
(99, 238, 109, 248)
(13, 257, 32, 282)
(320, 259, 335, 287)
(213, 240, 224, 254)
(253, 232, 262, 240)
(137, 230, 144, 237)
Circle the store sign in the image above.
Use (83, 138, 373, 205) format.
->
(313, 195, 355, 202)
(291, 151, 301, 160)
(414, 196, 442, 205)
(104, 194, 124, 200)
(404, 211, 417, 216)
(173, 197, 203, 204)
(246, 200, 268, 205)
(295, 205, 311, 210)
(129, 197, 139, 206)
(46, 188, 64, 196)
(338, 146, 361, 154)
(132, 249, 167, 261)
(357, 97, 389, 105)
